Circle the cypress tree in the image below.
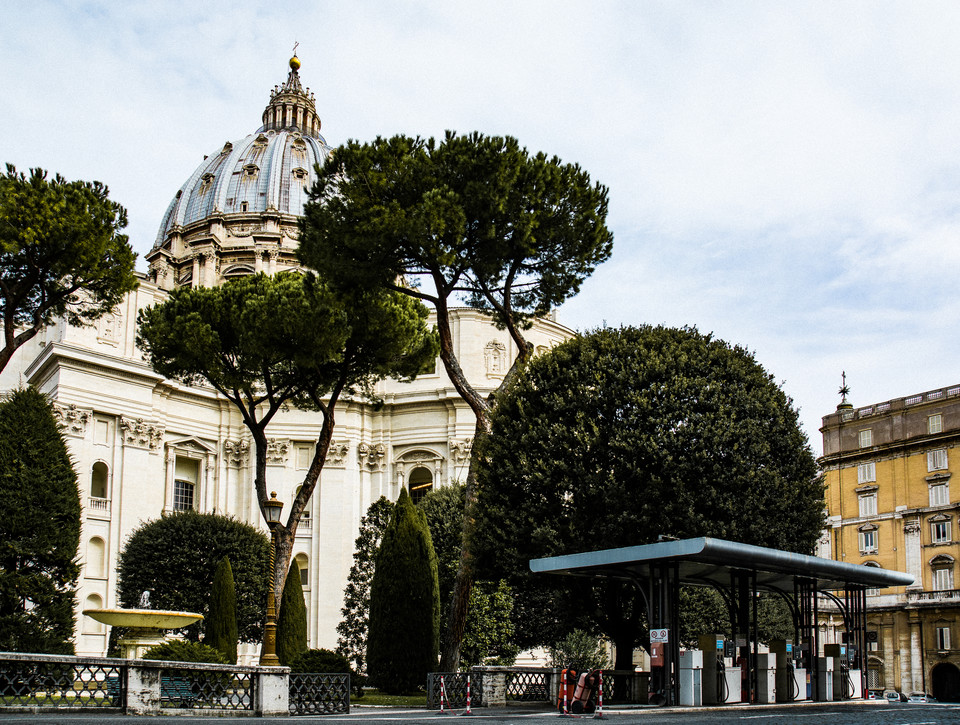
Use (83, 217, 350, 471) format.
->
(276, 563, 307, 666)
(367, 489, 439, 693)
(206, 557, 238, 664)
(0, 387, 81, 654)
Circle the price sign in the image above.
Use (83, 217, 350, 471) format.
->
(650, 628, 669, 643)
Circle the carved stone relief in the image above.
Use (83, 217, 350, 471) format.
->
(53, 403, 92, 437)
(119, 417, 165, 450)
(448, 438, 473, 463)
(325, 440, 350, 467)
(358, 441, 386, 470)
(484, 340, 507, 378)
(266, 438, 290, 465)
(97, 313, 122, 346)
(223, 439, 250, 467)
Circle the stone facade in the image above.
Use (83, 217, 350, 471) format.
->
(820, 385, 960, 701)
(0, 56, 575, 660)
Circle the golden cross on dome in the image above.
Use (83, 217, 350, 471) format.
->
(292, 40, 299, 56)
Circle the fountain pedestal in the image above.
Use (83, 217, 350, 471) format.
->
(82, 609, 203, 658)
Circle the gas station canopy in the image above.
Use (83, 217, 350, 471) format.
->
(529, 536, 914, 593)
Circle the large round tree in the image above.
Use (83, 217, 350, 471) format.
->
(117, 511, 269, 643)
(473, 325, 824, 667)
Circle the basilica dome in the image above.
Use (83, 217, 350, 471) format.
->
(146, 57, 331, 290)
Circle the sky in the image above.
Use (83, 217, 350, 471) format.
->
(4, 1, 960, 454)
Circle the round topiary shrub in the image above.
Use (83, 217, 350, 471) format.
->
(141, 639, 228, 664)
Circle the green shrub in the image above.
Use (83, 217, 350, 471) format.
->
(142, 639, 228, 664)
(367, 489, 439, 693)
(206, 557, 238, 663)
(548, 629, 610, 672)
(277, 564, 307, 666)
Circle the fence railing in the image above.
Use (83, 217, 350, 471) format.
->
(289, 673, 350, 715)
(0, 652, 351, 717)
(427, 671, 484, 708)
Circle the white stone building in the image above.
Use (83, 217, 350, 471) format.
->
(0, 56, 573, 659)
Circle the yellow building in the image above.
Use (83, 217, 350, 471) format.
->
(820, 384, 960, 701)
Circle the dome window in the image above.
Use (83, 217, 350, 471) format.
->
(291, 167, 308, 181)
(242, 164, 259, 179)
(200, 173, 215, 187)
(240, 201, 249, 212)
(220, 141, 233, 156)
(253, 133, 269, 148)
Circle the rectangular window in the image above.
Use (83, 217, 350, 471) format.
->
(94, 419, 110, 446)
(859, 530, 878, 554)
(299, 565, 309, 587)
(858, 493, 877, 517)
(928, 449, 948, 472)
(173, 479, 194, 511)
(931, 483, 950, 507)
(932, 521, 952, 544)
(296, 445, 312, 470)
(930, 414, 944, 435)
(933, 567, 954, 591)
(857, 462, 876, 483)
(937, 627, 952, 650)
(859, 429, 873, 448)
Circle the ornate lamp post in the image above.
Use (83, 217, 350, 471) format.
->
(259, 491, 283, 666)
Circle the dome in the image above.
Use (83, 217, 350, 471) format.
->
(152, 127, 329, 245)
(146, 57, 331, 290)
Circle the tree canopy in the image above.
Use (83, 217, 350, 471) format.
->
(0, 165, 137, 373)
(116, 511, 269, 643)
(0, 387, 81, 654)
(137, 272, 438, 606)
(299, 131, 613, 669)
(473, 325, 824, 666)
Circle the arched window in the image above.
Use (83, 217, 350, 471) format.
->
(87, 537, 106, 578)
(931, 554, 955, 591)
(83, 594, 104, 633)
(409, 467, 433, 504)
(295, 553, 309, 588)
(91, 462, 108, 499)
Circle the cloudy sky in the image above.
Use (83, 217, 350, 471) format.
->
(4, 1, 960, 453)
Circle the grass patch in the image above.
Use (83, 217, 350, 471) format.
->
(354, 689, 428, 707)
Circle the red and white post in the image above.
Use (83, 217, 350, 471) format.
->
(439, 675, 450, 714)
(461, 675, 473, 716)
(593, 670, 607, 719)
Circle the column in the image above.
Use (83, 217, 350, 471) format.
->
(909, 617, 923, 694)
(882, 623, 896, 693)
(191, 255, 201, 288)
(898, 630, 911, 695)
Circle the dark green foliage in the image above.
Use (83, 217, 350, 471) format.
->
(0, 387, 81, 654)
(290, 647, 351, 673)
(367, 489, 439, 693)
(548, 630, 610, 672)
(206, 557, 238, 664)
(474, 326, 824, 662)
(117, 511, 269, 643)
(420, 485, 519, 666)
(460, 580, 520, 667)
(336, 496, 394, 673)
(142, 639, 228, 664)
(0, 165, 138, 373)
(277, 564, 307, 666)
(299, 132, 613, 331)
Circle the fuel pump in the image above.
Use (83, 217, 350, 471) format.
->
(697, 635, 739, 704)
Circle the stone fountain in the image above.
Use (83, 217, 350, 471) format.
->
(83, 591, 203, 658)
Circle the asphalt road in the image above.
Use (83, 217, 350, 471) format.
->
(1, 702, 959, 725)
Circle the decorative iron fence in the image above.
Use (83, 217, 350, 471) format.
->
(427, 672, 484, 708)
(506, 669, 550, 701)
(158, 667, 253, 711)
(0, 657, 125, 709)
(289, 672, 350, 715)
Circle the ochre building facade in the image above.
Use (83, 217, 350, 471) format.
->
(820, 386, 960, 701)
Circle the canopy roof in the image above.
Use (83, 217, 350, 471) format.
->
(529, 537, 914, 592)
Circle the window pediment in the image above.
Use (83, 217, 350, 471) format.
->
(858, 523, 878, 532)
(856, 484, 879, 494)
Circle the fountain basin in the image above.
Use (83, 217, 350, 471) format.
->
(83, 608, 203, 629)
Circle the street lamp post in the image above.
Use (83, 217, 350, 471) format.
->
(259, 491, 283, 667)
